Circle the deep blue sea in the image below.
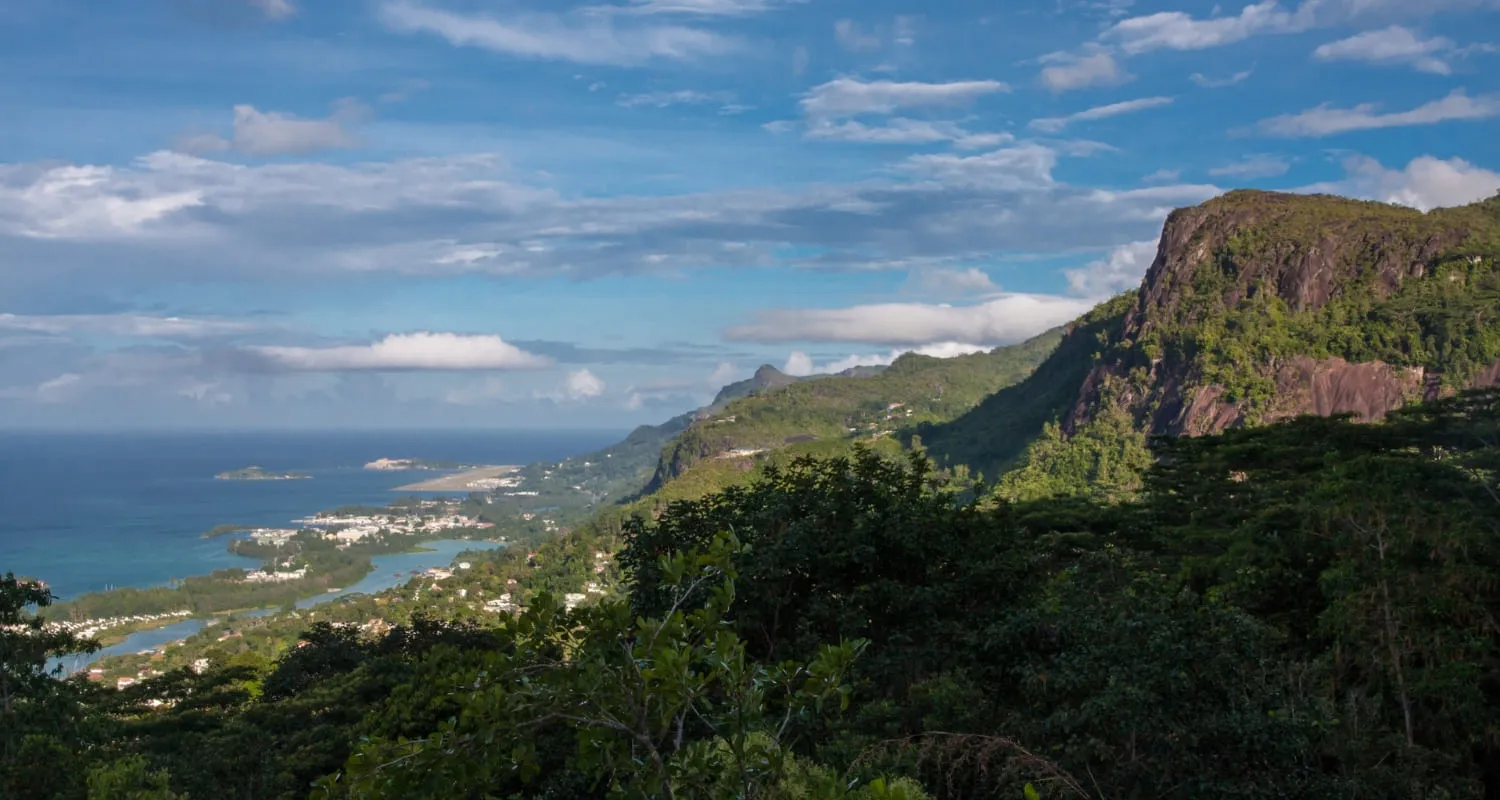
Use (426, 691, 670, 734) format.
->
(0, 429, 622, 601)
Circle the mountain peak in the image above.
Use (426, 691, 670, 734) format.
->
(751, 364, 787, 384)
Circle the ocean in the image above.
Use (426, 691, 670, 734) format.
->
(0, 429, 622, 601)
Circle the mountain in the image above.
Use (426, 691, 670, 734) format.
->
(709, 364, 801, 406)
(1069, 190, 1500, 436)
(925, 189, 1500, 491)
(513, 363, 887, 505)
(642, 329, 1066, 497)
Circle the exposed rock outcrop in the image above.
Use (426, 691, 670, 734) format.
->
(1066, 190, 1500, 438)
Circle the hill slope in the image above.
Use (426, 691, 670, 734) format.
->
(924, 189, 1500, 495)
(642, 329, 1066, 497)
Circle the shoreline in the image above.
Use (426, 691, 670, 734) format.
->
(392, 465, 519, 492)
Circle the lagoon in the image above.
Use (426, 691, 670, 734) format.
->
(51, 539, 503, 673)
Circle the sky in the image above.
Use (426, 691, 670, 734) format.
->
(1, 0, 1498, 430)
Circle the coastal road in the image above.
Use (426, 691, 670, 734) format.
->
(392, 465, 519, 492)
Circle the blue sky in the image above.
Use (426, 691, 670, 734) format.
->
(1, 0, 1497, 429)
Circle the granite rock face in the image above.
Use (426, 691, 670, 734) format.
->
(1065, 190, 1500, 437)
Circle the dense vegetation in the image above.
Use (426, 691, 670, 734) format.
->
(7, 389, 1500, 798)
(8, 190, 1500, 798)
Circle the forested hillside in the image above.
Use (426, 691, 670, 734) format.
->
(7, 190, 1500, 799)
(9, 389, 1500, 798)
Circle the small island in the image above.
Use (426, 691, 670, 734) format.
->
(215, 466, 311, 481)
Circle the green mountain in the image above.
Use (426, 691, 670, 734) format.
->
(642, 329, 1065, 498)
(513, 362, 884, 505)
(923, 189, 1500, 496)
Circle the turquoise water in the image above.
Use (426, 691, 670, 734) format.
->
(0, 429, 619, 598)
(52, 539, 504, 672)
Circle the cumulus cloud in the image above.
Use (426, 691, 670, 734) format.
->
(1039, 50, 1131, 92)
(564, 368, 606, 399)
(1258, 89, 1500, 137)
(726, 294, 1095, 346)
(1300, 154, 1500, 212)
(782, 342, 988, 377)
(1063, 239, 1159, 297)
(1029, 96, 1173, 132)
(178, 100, 368, 157)
(1313, 26, 1457, 74)
(377, 0, 735, 65)
(1208, 154, 1292, 178)
(246, 333, 552, 372)
(800, 77, 1008, 118)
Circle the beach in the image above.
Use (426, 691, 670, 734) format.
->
(393, 465, 520, 492)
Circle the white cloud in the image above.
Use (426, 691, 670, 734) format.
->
(804, 118, 1010, 148)
(1101, 0, 1498, 56)
(1142, 168, 1182, 183)
(1190, 69, 1254, 87)
(248, 333, 551, 372)
(247, 0, 295, 19)
(1313, 26, 1456, 74)
(565, 368, 606, 399)
(800, 77, 1009, 118)
(1, 163, 206, 239)
(783, 351, 814, 375)
(900, 145, 1059, 191)
(834, 19, 882, 51)
(782, 342, 988, 377)
(1258, 89, 1500, 137)
(707, 361, 740, 386)
(1208, 154, 1292, 178)
(617, 89, 735, 108)
(179, 100, 368, 157)
(0, 312, 262, 340)
(1105, 1, 1314, 54)
(377, 0, 734, 66)
(727, 294, 1096, 346)
(1039, 50, 1131, 92)
(900, 266, 999, 298)
(1063, 240, 1158, 297)
(1029, 96, 1173, 132)
(1300, 154, 1500, 212)
(0, 146, 1222, 289)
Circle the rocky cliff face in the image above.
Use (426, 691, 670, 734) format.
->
(1065, 190, 1500, 438)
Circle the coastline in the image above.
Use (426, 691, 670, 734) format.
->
(392, 465, 519, 492)
(55, 538, 505, 672)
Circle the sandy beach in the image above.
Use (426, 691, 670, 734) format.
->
(392, 465, 519, 492)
